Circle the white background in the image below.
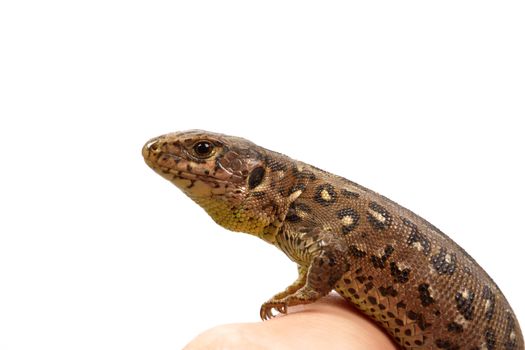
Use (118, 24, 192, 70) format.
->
(1, 1, 524, 349)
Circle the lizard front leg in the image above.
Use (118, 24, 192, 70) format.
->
(259, 266, 307, 319)
(260, 227, 349, 320)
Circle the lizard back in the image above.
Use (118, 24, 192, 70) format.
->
(282, 163, 522, 349)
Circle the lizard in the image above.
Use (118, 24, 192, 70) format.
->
(142, 129, 523, 350)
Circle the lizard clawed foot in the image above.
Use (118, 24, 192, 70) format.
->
(260, 286, 326, 320)
(260, 300, 288, 320)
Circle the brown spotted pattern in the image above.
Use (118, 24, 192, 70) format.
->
(143, 130, 523, 350)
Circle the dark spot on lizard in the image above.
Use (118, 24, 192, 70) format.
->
(407, 310, 431, 330)
(447, 322, 463, 333)
(248, 167, 265, 189)
(356, 276, 366, 283)
(266, 159, 287, 171)
(482, 285, 495, 321)
(341, 189, 360, 198)
(390, 262, 410, 283)
(314, 184, 337, 206)
(396, 301, 406, 309)
(349, 245, 366, 258)
(431, 247, 457, 275)
(296, 170, 316, 180)
(485, 328, 496, 350)
(367, 296, 377, 305)
(403, 218, 432, 255)
(371, 245, 394, 269)
(337, 208, 360, 234)
(455, 290, 475, 321)
(418, 283, 435, 307)
(436, 339, 460, 350)
(285, 213, 301, 223)
(367, 202, 392, 230)
(379, 285, 398, 297)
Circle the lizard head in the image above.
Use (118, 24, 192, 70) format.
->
(142, 130, 298, 240)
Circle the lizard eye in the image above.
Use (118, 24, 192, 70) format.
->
(192, 141, 214, 158)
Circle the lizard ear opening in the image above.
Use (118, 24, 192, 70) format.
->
(248, 167, 265, 189)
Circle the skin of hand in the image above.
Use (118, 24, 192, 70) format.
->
(183, 293, 399, 350)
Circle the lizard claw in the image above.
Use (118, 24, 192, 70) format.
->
(260, 300, 288, 320)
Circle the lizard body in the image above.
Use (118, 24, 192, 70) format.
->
(142, 130, 523, 350)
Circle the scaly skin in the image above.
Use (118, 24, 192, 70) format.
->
(142, 130, 523, 350)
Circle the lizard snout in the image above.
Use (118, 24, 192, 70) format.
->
(142, 137, 162, 159)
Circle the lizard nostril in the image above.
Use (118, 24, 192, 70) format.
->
(147, 139, 160, 152)
(143, 138, 162, 159)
